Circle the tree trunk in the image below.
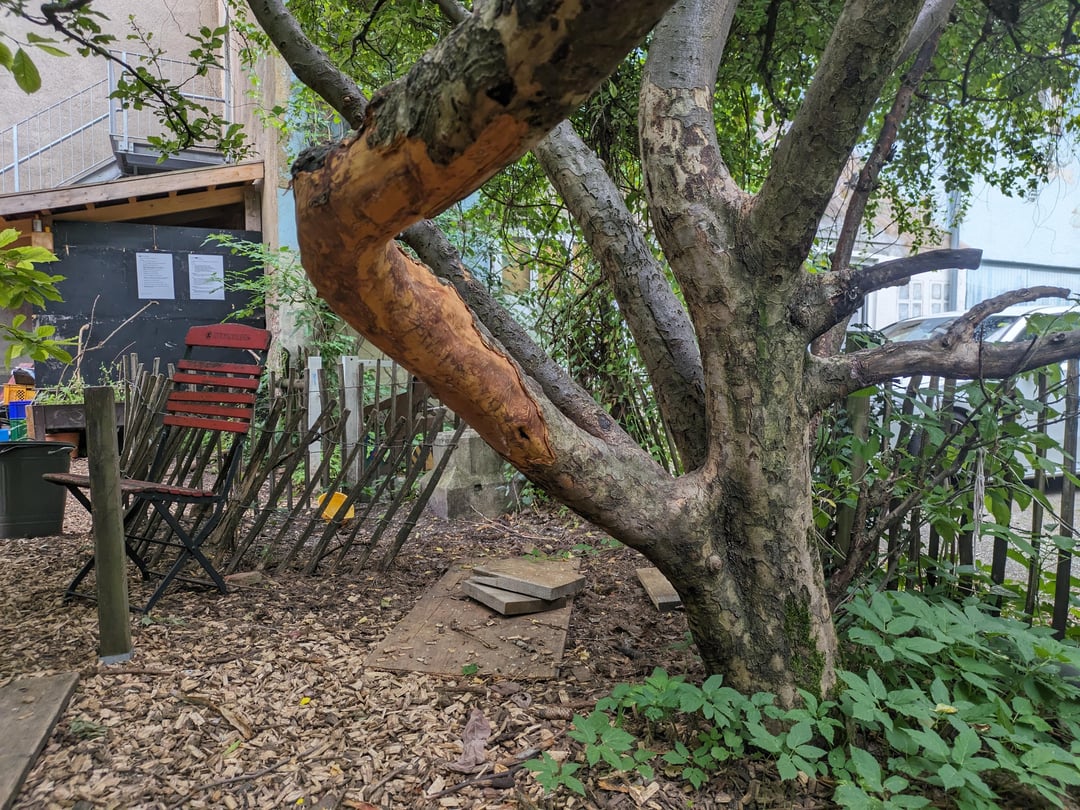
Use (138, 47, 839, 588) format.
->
(641, 340, 838, 704)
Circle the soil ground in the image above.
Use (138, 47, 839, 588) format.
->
(1, 472, 825, 810)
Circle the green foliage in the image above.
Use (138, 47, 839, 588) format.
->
(33, 364, 125, 404)
(525, 752, 585, 797)
(0, 228, 73, 366)
(204, 234, 358, 368)
(814, 349, 1080, 623)
(525, 591, 1080, 808)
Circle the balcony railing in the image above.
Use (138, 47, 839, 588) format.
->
(0, 52, 229, 196)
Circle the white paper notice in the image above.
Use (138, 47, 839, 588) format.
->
(136, 252, 175, 299)
(188, 254, 226, 301)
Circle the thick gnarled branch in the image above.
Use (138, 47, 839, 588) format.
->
(794, 248, 983, 340)
(290, 0, 681, 515)
(639, 0, 746, 304)
(401, 219, 638, 449)
(751, 0, 924, 267)
(805, 286, 1080, 409)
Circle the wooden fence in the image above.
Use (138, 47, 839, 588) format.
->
(118, 353, 465, 577)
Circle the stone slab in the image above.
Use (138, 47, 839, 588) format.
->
(0, 672, 79, 810)
(461, 577, 568, 616)
(472, 557, 586, 600)
(365, 559, 577, 679)
(636, 567, 682, 612)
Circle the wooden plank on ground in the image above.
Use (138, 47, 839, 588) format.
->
(461, 577, 568, 615)
(636, 567, 682, 612)
(0, 672, 79, 810)
(365, 559, 578, 679)
(472, 557, 586, 600)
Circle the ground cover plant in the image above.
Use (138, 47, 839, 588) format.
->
(528, 589, 1080, 808)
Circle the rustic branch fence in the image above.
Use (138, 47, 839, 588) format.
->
(114, 353, 465, 579)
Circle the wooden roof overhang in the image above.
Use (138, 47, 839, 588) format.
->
(0, 161, 264, 240)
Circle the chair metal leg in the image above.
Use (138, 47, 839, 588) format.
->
(62, 485, 152, 600)
(140, 500, 229, 612)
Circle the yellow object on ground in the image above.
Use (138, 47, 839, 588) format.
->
(317, 491, 355, 521)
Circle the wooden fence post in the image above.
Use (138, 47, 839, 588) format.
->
(341, 355, 362, 484)
(85, 385, 132, 663)
(306, 355, 323, 482)
(1053, 359, 1078, 639)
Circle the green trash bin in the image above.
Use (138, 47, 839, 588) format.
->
(0, 440, 76, 538)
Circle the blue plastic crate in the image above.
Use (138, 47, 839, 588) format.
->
(1, 420, 27, 440)
(7, 399, 32, 420)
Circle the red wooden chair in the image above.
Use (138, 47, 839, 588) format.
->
(45, 323, 270, 612)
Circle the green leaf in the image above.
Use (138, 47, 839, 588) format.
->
(31, 43, 68, 57)
(895, 637, 946, 655)
(786, 720, 813, 749)
(11, 47, 41, 93)
(951, 726, 981, 765)
(903, 728, 950, 761)
(0, 41, 12, 69)
(833, 783, 876, 808)
(849, 746, 883, 793)
(937, 762, 965, 791)
(776, 752, 799, 781)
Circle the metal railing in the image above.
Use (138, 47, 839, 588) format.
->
(0, 52, 228, 195)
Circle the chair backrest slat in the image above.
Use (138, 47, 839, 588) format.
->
(166, 401, 255, 422)
(177, 359, 264, 376)
(172, 371, 261, 390)
(169, 390, 256, 405)
(163, 414, 252, 433)
(184, 324, 272, 351)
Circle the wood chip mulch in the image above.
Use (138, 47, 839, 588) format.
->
(3, 487, 817, 809)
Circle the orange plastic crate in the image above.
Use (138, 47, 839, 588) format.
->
(2, 384, 33, 406)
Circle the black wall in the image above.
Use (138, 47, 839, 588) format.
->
(36, 221, 263, 386)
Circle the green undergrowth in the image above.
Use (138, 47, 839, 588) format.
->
(525, 589, 1080, 808)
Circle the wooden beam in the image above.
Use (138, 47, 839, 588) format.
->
(244, 183, 262, 232)
(85, 386, 132, 662)
(54, 187, 246, 223)
(0, 161, 263, 220)
(0, 672, 79, 810)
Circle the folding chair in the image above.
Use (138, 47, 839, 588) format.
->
(45, 323, 270, 613)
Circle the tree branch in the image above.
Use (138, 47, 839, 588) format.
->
(794, 248, 983, 340)
(429, 0, 706, 467)
(750, 0, 924, 268)
(939, 286, 1069, 347)
(400, 219, 640, 450)
(534, 122, 707, 469)
(245, 0, 368, 128)
(830, 27, 945, 276)
(805, 286, 1079, 408)
(289, 0, 685, 525)
(639, 0, 746, 301)
(897, 0, 959, 64)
